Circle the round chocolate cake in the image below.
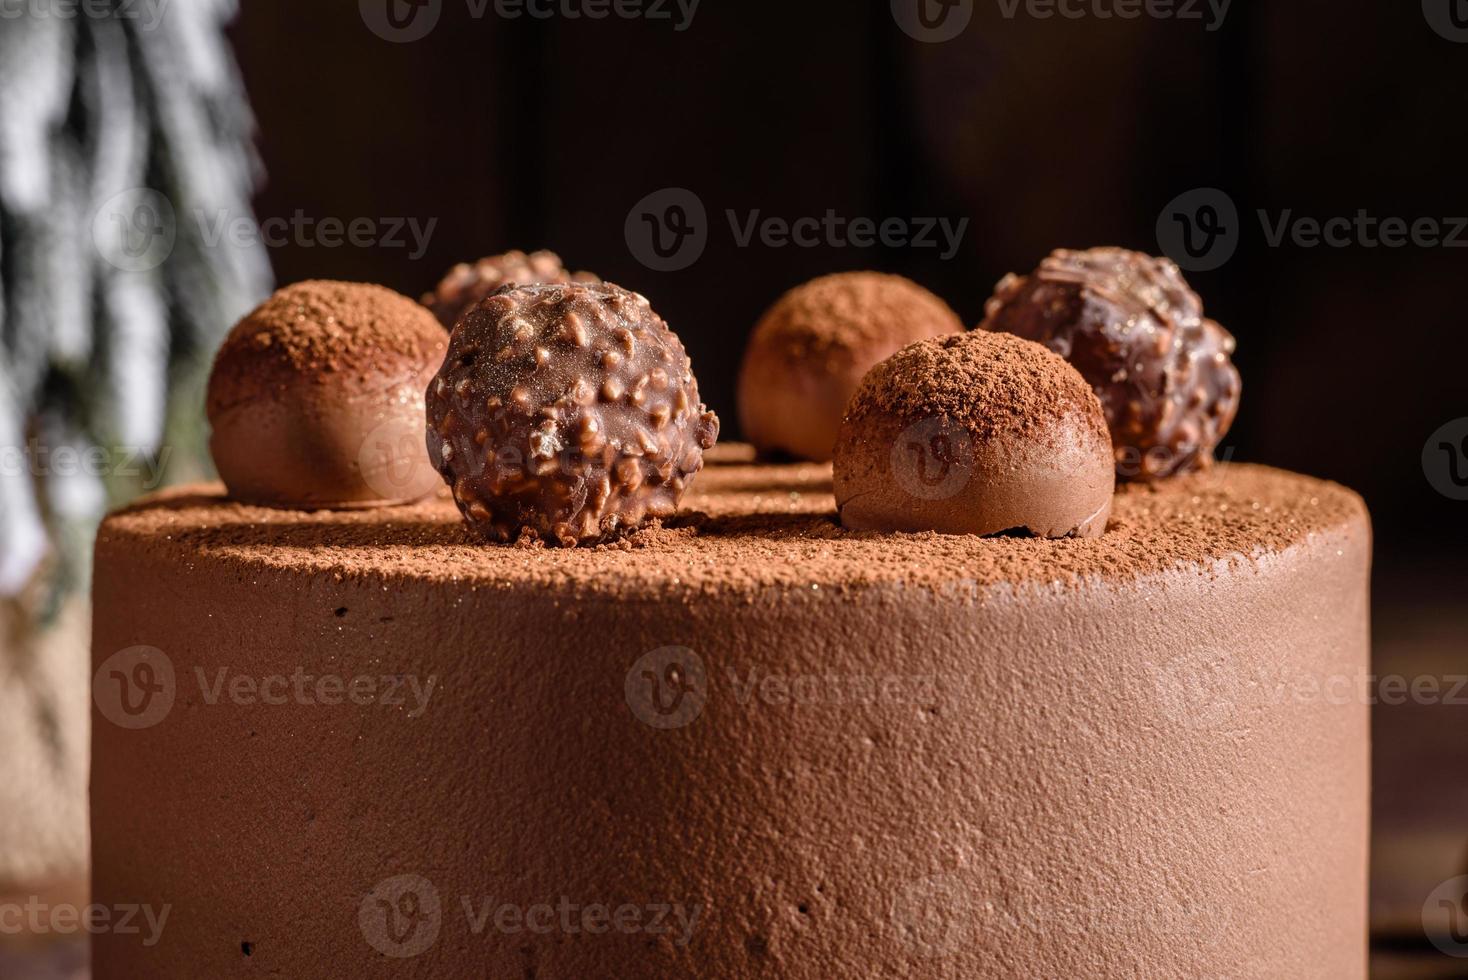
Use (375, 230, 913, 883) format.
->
(90, 446, 1369, 978)
(90, 259, 1369, 978)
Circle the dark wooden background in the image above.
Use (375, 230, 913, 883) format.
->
(231, 1, 1468, 567)
(229, 2, 1468, 966)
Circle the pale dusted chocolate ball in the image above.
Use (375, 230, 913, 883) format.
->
(426, 281, 719, 546)
(207, 281, 446, 510)
(738, 272, 962, 462)
(834, 331, 1115, 538)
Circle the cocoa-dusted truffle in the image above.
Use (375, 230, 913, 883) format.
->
(422, 249, 599, 328)
(738, 272, 962, 462)
(834, 331, 1114, 538)
(981, 247, 1241, 482)
(426, 281, 719, 546)
(207, 281, 447, 510)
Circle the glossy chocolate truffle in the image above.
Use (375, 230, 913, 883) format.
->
(981, 247, 1241, 482)
(426, 281, 719, 546)
(738, 272, 962, 462)
(422, 249, 599, 328)
(207, 281, 446, 510)
(834, 330, 1114, 538)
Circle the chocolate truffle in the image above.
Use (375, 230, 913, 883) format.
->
(207, 281, 447, 510)
(981, 247, 1241, 482)
(833, 331, 1114, 538)
(426, 281, 719, 546)
(738, 272, 963, 462)
(422, 249, 599, 328)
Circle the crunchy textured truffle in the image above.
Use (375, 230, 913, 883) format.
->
(738, 272, 962, 462)
(422, 249, 599, 328)
(426, 281, 719, 546)
(982, 247, 1241, 482)
(207, 280, 446, 510)
(834, 331, 1114, 538)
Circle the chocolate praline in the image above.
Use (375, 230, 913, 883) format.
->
(738, 271, 962, 462)
(206, 280, 446, 510)
(426, 281, 719, 546)
(422, 249, 599, 328)
(981, 247, 1241, 482)
(834, 331, 1114, 538)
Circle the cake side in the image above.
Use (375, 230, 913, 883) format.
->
(90, 456, 1370, 978)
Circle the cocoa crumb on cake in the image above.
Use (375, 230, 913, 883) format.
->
(98, 452, 1367, 599)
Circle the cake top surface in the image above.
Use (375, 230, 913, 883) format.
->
(99, 445, 1366, 600)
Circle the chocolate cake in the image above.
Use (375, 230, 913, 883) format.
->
(90, 262, 1371, 978)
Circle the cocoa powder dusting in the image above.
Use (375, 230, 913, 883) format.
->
(100, 450, 1367, 601)
(751, 272, 962, 373)
(846, 331, 1109, 445)
(208, 281, 445, 415)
